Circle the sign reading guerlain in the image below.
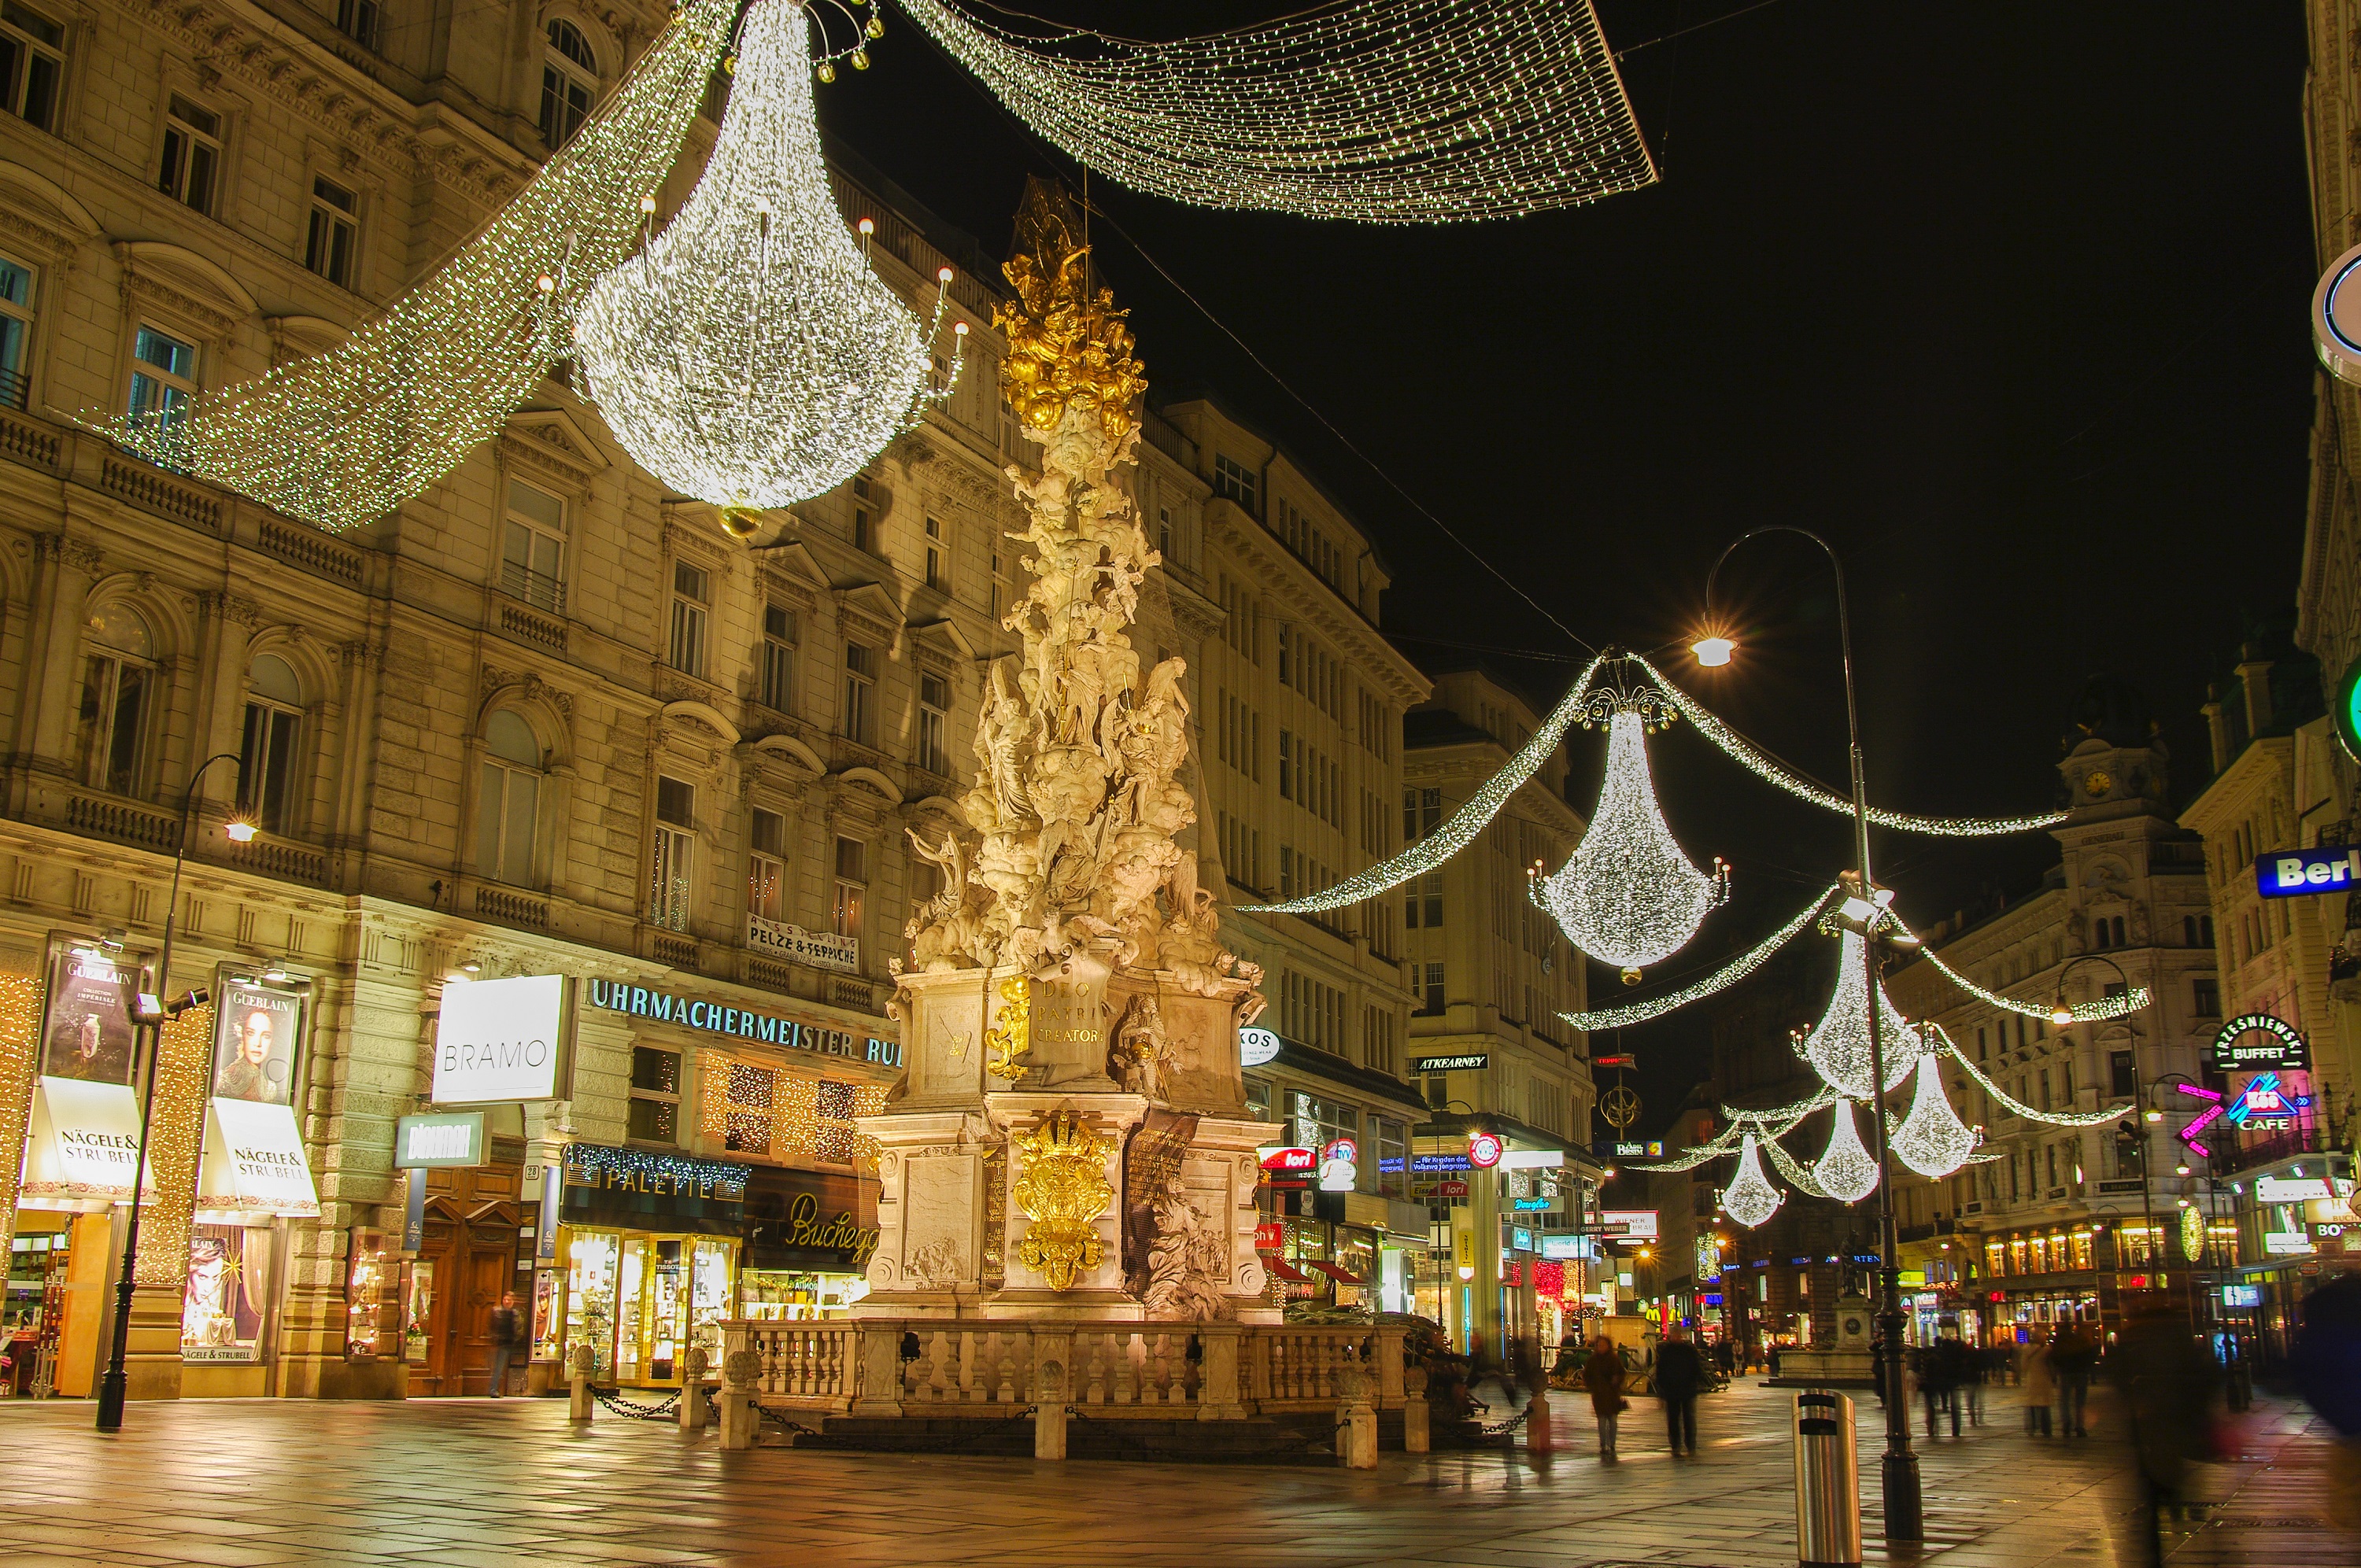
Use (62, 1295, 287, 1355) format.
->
(584, 979, 900, 1067)
(745, 916, 859, 972)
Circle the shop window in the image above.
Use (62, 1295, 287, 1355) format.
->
(540, 19, 597, 149)
(476, 710, 544, 886)
(76, 602, 152, 797)
(842, 640, 876, 745)
(305, 175, 359, 288)
(501, 479, 567, 612)
(719, 1059, 775, 1156)
(627, 1046, 678, 1144)
(917, 671, 949, 776)
(1374, 1118, 1406, 1199)
(0, 3, 61, 132)
(832, 835, 865, 939)
(0, 253, 33, 409)
(747, 807, 786, 921)
(238, 653, 304, 836)
(2108, 1049, 2135, 1099)
(158, 94, 222, 213)
(650, 775, 695, 930)
(668, 560, 708, 677)
(183, 1223, 273, 1363)
(759, 603, 796, 712)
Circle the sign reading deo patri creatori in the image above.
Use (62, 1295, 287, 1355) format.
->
(434, 974, 567, 1104)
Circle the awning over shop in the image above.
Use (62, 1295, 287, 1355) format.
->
(18, 1076, 153, 1210)
(196, 1098, 320, 1218)
(1259, 1253, 1311, 1284)
(1305, 1260, 1368, 1286)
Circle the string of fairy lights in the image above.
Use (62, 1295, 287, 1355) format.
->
(892, 0, 1657, 223)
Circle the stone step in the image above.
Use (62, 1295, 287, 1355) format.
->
(774, 1408, 1413, 1463)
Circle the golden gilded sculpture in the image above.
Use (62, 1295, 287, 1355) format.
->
(982, 972, 1031, 1082)
(1013, 1109, 1117, 1289)
(995, 180, 1145, 441)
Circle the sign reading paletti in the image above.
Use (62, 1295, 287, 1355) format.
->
(560, 1142, 750, 1235)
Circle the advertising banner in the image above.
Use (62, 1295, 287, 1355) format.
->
(210, 979, 305, 1105)
(434, 974, 568, 1103)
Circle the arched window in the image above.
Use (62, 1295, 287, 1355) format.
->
(240, 653, 304, 834)
(540, 20, 597, 149)
(478, 710, 544, 885)
(2092, 918, 2110, 950)
(2111, 915, 2126, 948)
(76, 603, 153, 795)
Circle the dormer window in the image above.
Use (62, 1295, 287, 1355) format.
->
(540, 20, 597, 149)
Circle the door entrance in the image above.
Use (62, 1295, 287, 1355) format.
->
(408, 1164, 523, 1396)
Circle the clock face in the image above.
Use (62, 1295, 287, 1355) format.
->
(2084, 770, 2113, 797)
(1844, 1316, 1864, 1336)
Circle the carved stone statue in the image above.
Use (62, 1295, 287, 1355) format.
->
(1108, 994, 1176, 1102)
(1140, 1175, 1228, 1323)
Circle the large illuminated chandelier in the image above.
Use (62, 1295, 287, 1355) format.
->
(1529, 681, 1727, 984)
(573, 0, 961, 528)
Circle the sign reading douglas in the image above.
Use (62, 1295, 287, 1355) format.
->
(434, 974, 569, 1104)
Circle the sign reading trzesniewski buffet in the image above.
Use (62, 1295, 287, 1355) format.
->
(434, 974, 567, 1104)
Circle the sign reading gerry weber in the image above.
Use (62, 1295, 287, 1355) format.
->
(743, 1166, 879, 1270)
(561, 1143, 749, 1236)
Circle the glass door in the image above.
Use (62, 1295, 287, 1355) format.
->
(615, 1238, 648, 1383)
(689, 1239, 737, 1368)
(646, 1238, 684, 1383)
(565, 1230, 619, 1380)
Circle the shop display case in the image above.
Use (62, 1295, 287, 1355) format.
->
(344, 1227, 389, 1360)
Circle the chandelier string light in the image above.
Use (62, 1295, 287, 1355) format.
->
(1885, 916, 2152, 1021)
(1763, 1133, 1834, 1198)
(1932, 1026, 2137, 1128)
(1720, 1134, 1785, 1230)
(81, 0, 741, 532)
(1889, 1050, 1979, 1178)
(1242, 654, 1605, 915)
(892, 0, 1656, 223)
(1624, 653, 2071, 836)
(1560, 883, 1837, 1031)
(1812, 1099, 1879, 1203)
(1530, 686, 1727, 982)
(1801, 928, 1922, 1099)
(574, 0, 959, 519)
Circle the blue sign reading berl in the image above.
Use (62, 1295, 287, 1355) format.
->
(2256, 846, 2361, 898)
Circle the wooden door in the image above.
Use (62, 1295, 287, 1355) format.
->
(415, 1216, 457, 1396)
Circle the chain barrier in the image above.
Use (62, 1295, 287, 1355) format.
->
(588, 1385, 684, 1420)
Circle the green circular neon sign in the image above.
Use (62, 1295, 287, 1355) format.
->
(2338, 660, 2361, 763)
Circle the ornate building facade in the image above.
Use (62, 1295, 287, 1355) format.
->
(0, 0, 1051, 1400)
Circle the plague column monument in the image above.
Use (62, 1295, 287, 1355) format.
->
(860, 182, 1273, 1327)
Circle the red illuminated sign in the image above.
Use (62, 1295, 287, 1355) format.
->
(1468, 1131, 1505, 1168)
(1260, 1147, 1315, 1173)
(1254, 1222, 1282, 1249)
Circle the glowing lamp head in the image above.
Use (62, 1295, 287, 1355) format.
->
(224, 817, 258, 843)
(2175, 1164, 2190, 1177)
(1457, 1264, 1475, 1282)
(639, 195, 658, 215)
(2144, 1110, 2163, 1123)
(955, 321, 970, 337)
(937, 266, 955, 284)
(2051, 1002, 2074, 1028)
(857, 217, 875, 235)
(1690, 635, 1735, 668)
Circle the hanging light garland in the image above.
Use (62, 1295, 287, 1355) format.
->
(1531, 684, 1728, 983)
(1560, 884, 1838, 1031)
(1889, 1050, 1979, 1178)
(1812, 1099, 1880, 1202)
(1242, 654, 1605, 915)
(1720, 1133, 1784, 1229)
(1762, 1133, 1834, 1198)
(892, 0, 1656, 224)
(573, 0, 960, 526)
(1624, 654, 2069, 836)
(80, 0, 741, 532)
(1801, 928, 1922, 1099)
(1886, 917, 2151, 1021)
(1933, 1026, 2136, 1128)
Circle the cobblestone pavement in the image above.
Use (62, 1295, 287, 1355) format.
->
(0, 1379, 2350, 1567)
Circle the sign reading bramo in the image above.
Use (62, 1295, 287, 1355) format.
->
(434, 975, 567, 1104)
(586, 979, 901, 1067)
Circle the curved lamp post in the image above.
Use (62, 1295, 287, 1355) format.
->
(95, 751, 250, 1432)
(1693, 526, 1923, 1544)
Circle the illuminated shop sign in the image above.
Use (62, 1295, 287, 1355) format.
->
(2211, 1014, 2310, 1073)
(586, 978, 900, 1066)
(435, 975, 568, 1104)
(1413, 1053, 1489, 1072)
(2255, 846, 2361, 898)
(1239, 1026, 1280, 1067)
(561, 1142, 748, 1231)
(2227, 1072, 2296, 1133)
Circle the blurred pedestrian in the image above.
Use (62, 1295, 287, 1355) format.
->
(487, 1291, 525, 1398)
(2292, 1271, 2361, 1530)
(1583, 1333, 1627, 1459)
(2052, 1318, 2097, 1438)
(2110, 1301, 2218, 1568)
(2018, 1329, 2054, 1436)
(1961, 1337, 1987, 1426)
(1655, 1324, 1707, 1456)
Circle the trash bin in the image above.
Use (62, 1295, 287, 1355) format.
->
(1793, 1390, 1861, 1568)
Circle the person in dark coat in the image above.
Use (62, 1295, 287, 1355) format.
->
(1582, 1334, 1627, 1458)
(487, 1291, 527, 1397)
(2293, 1271, 2361, 1529)
(2110, 1303, 2218, 1568)
(1653, 1325, 1708, 1456)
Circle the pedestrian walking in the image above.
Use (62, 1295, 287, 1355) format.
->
(487, 1290, 526, 1398)
(2292, 1271, 2361, 1529)
(2110, 1301, 2217, 1568)
(1917, 1339, 1962, 1438)
(1654, 1324, 1707, 1456)
(2018, 1330, 2054, 1436)
(2052, 1319, 2097, 1437)
(1962, 1337, 1987, 1426)
(1583, 1333, 1627, 1459)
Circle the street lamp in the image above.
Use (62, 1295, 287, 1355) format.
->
(1696, 526, 1923, 1543)
(2048, 951, 2133, 1029)
(96, 751, 249, 1432)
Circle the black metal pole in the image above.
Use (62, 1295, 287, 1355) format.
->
(1706, 526, 1920, 1541)
(95, 752, 241, 1432)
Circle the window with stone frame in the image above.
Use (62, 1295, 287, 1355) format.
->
(76, 603, 153, 798)
(157, 94, 222, 213)
(0, 2, 63, 133)
(747, 807, 787, 921)
(540, 19, 597, 149)
(916, 670, 950, 777)
(650, 775, 695, 930)
(477, 710, 544, 886)
(238, 654, 305, 837)
(305, 175, 359, 289)
(627, 1046, 680, 1144)
(759, 602, 797, 713)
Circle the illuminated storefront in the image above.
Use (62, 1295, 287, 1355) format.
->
(740, 1164, 878, 1319)
(552, 1144, 746, 1387)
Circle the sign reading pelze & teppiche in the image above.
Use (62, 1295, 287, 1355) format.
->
(434, 975, 569, 1104)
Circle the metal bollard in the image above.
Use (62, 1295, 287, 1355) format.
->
(1793, 1391, 1861, 1568)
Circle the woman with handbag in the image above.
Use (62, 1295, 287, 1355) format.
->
(1583, 1334, 1628, 1459)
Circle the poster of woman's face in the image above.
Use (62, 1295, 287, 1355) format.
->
(40, 950, 139, 1085)
(211, 982, 302, 1105)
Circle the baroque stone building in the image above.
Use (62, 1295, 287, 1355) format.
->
(0, 0, 1071, 1400)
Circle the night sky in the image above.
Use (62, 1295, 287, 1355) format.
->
(817, 2, 2320, 1134)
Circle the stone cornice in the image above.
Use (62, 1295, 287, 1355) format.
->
(1209, 510, 1427, 706)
